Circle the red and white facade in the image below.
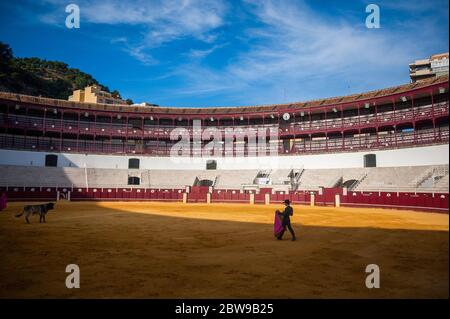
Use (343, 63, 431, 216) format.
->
(0, 76, 448, 212)
(0, 76, 448, 157)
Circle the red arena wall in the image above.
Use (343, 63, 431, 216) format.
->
(0, 76, 448, 213)
(0, 186, 447, 213)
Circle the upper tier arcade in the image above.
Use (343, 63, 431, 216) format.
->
(0, 75, 448, 156)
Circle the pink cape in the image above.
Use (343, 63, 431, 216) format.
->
(274, 211, 285, 238)
(0, 193, 7, 212)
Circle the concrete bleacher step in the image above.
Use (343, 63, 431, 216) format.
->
(0, 164, 448, 193)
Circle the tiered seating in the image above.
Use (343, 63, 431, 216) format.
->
(288, 166, 449, 193)
(414, 166, 449, 193)
(147, 169, 259, 189)
(296, 169, 343, 190)
(268, 169, 293, 185)
(0, 165, 448, 193)
(353, 166, 447, 192)
(0, 166, 85, 187)
(214, 169, 259, 189)
(433, 174, 449, 192)
(86, 168, 146, 188)
(148, 170, 203, 189)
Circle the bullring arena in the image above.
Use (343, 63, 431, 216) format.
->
(0, 201, 448, 298)
(0, 75, 449, 299)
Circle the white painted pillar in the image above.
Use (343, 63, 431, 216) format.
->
(265, 193, 270, 205)
(183, 193, 188, 204)
(207, 193, 211, 204)
(310, 193, 315, 207)
(250, 193, 255, 205)
(335, 194, 340, 207)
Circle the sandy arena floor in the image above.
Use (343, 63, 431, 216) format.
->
(0, 201, 448, 298)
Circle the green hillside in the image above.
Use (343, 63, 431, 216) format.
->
(0, 42, 126, 101)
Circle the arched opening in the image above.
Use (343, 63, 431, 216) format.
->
(45, 154, 58, 167)
(206, 160, 217, 170)
(129, 158, 140, 169)
(364, 154, 376, 167)
(194, 178, 214, 187)
(128, 176, 140, 185)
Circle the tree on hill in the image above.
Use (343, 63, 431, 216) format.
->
(0, 42, 13, 72)
(0, 41, 119, 100)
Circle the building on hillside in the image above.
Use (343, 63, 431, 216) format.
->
(132, 102, 160, 107)
(409, 52, 449, 83)
(68, 85, 125, 105)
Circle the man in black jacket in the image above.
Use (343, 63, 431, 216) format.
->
(278, 199, 296, 241)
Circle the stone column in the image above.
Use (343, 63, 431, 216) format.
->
(335, 194, 340, 207)
(250, 193, 255, 205)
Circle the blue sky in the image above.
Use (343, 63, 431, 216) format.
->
(0, 0, 448, 107)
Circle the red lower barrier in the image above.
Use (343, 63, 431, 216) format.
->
(341, 191, 448, 212)
(2, 185, 448, 213)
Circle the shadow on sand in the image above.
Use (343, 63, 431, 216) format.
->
(0, 201, 448, 298)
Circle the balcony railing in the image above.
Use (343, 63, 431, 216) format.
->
(0, 127, 447, 157)
(1, 103, 448, 138)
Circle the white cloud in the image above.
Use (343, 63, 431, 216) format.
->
(227, 0, 410, 81)
(127, 46, 158, 65)
(83, 0, 225, 42)
(28, 0, 448, 105)
(187, 43, 228, 59)
(375, 0, 444, 13)
(161, 0, 446, 105)
(37, 0, 227, 63)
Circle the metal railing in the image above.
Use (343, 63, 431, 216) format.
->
(1, 102, 448, 138)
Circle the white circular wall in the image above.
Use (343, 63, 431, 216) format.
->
(0, 144, 448, 169)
